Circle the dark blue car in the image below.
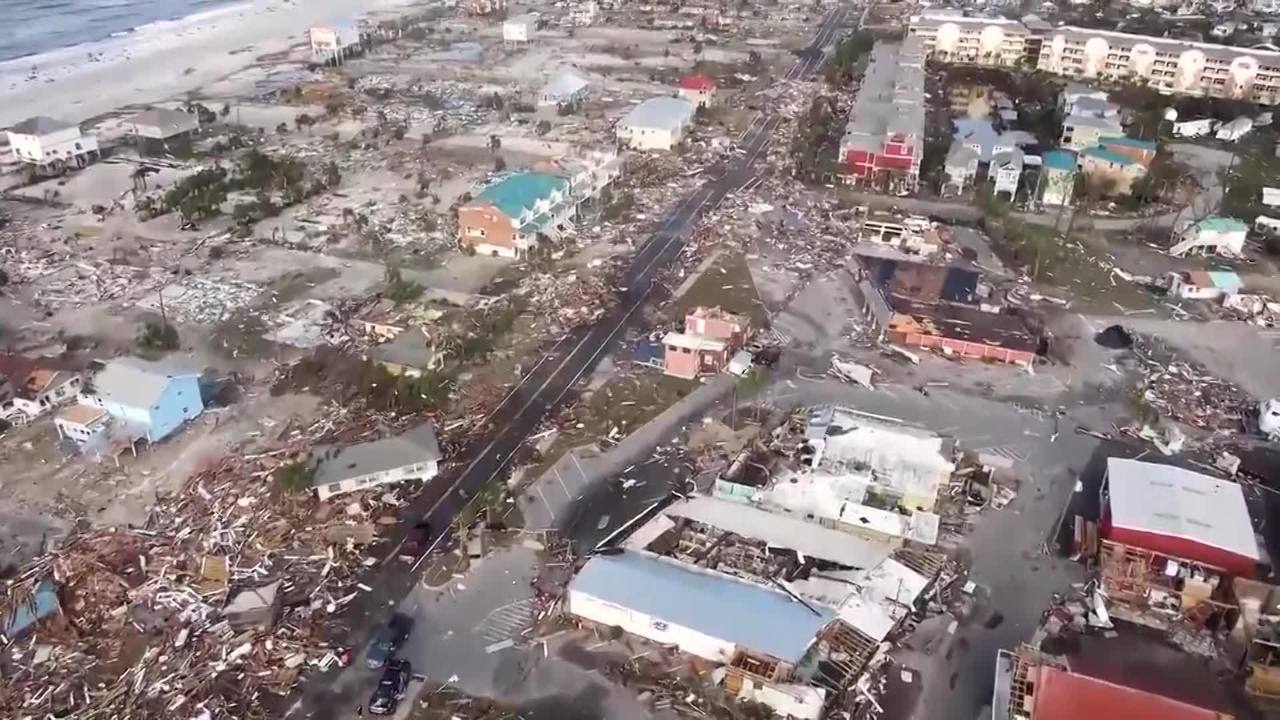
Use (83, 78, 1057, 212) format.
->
(364, 613, 413, 669)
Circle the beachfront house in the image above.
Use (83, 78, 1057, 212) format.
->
(309, 22, 363, 63)
(678, 75, 718, 109)
(128, 108, 200, 149)
(6, 116, 100, 174)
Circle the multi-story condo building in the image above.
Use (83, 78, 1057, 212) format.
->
(839, 39, 926, 190)
(908, 14, 1280, 105)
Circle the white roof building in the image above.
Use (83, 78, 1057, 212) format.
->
(617, 96, 695, 150)
(1105, 457, 1259, 573)
(539, 68, 590, 107)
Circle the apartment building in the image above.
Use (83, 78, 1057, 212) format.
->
(839, 39, 926, 191)
(908, 14, 1280, 104)
(908, 14, 1046, 67)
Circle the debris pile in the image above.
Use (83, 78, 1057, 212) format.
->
(515, 266, 621, 334)
(0, 421, 417, 718)
(1131, 337, 1251, 432)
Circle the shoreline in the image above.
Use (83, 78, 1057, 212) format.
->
(0, 0, 424, 129)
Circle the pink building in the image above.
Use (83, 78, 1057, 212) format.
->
(662, 307, 749, 379)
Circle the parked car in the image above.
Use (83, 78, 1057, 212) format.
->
(364, 613, 413, 669)
(397, 520, 433, 562)
(368, 659, 412, 715)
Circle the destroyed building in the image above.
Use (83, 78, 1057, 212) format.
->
(663, 306, 749, 379)
(855, 255, 1040, 367)
(993, 645, 1231, 720)
(0, 353, 81, 425)
(715, 406, 952, 545)
(309, 424, 441, 501)
(569, 500, 946, 719)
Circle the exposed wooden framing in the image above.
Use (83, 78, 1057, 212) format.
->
(893, 546, 947, 578)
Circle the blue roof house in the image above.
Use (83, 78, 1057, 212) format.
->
(458, 172, 572, 258)
(82, 357, 203, 444)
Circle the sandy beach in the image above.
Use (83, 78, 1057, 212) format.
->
(0, 0, 422, 128)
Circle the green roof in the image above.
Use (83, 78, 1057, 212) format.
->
(474, 172, 568, 221)
(1099, 135, 1156, 151)
(1195, 216, 1248, 233)
(1081, 146, 1138, 166)
(1042, 150, 1077, 172)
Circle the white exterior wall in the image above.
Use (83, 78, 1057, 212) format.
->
(617, 123, 681, 150)
(315, 458, 439, 500)
(678, 87, 716, 108)
(55, 415, 109, 444)
(566, 588, 737, 662)
(910, 16, 1280, 104)
(503, 18, 534, 43)
(993, 165, 1020, 195)
(8, 127, 98, 165)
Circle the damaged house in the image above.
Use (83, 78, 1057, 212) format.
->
(662, 306, 749, 379)
(78, 357, 203, 444)
(714, 406, 953, 546)
(309, 424, 440, 501)
(855, 255, 1040, 367)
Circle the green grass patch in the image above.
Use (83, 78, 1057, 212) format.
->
(672, 251, 770, 329)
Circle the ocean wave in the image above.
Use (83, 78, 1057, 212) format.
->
(0, 0, 249, 64)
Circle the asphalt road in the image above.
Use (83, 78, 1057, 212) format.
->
(291, 6, 850, 717)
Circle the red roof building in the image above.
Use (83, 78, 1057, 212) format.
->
(679, 75, 716, 91)
(1103, 458, 1260, 577)
(1032, 666, 1230, 720)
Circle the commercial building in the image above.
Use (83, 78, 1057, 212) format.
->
(908, 14, 1280, 104)
(616, 96, 696, 150)
(567, 490, 946, 719)
(80, 357, 203, 444)
(6, 116, 100, 173)
(309, 424, 440, 501)
(856, 254, 1040, 367)
(993, 646, 1232, 720)
(839, 40, 926, 192)
(1102, 458, 1260, 577)
(457, 172, 572, 258)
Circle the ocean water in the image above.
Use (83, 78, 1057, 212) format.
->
(0, 0, 234, 63)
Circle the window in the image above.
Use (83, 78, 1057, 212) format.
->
(74, 142, 82, 150)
